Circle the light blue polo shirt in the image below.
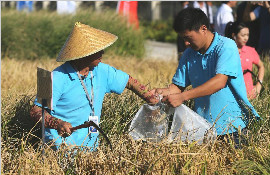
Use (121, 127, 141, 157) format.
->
(172, 32, 259, 135)
(34, 62, 129, 149)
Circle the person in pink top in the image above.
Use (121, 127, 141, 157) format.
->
(225, 21, 265, 99)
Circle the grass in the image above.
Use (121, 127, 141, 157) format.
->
(1, 55, 270, 174)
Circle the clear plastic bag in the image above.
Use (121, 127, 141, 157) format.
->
(129, 103, 216, 144)
(129, 102, 174, 142)
(167, 104, 216, 144)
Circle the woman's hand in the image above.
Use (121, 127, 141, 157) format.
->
(255, 83, 262, 95)
(250, 83, 262, 99)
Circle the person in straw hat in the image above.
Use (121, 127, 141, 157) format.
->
(30, 22, 159, 150)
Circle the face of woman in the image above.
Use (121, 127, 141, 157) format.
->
(235, 27, 249, 48)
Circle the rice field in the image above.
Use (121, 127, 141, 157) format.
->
(1, 55, 270, 174)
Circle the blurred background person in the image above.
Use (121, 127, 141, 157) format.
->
(237, 1, 260, 50)
(214, 1, 237, 36)
(192, 1, 214, 31)
(243, 1, 270, 58)
(117, 1, 139, 29)
(225, 21, 265, 99)
(16, 1, 33, 12)
(57, 1, 76, 15)
(176, 1, 190, 60)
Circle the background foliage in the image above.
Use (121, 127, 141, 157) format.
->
(141, 19, 178, 43)
(1, 9, 145, 60)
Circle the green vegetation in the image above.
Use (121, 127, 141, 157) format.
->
(1, 9, 145, 60)
(141, 19, 178, 43)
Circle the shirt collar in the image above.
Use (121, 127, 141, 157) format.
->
(240, 45, 247, 53)
(205, 32, 218, 55)
(194, 32, 218, 56)
(65, 62, 77, 80)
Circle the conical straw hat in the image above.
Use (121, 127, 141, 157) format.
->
(56, 22, 118, 62)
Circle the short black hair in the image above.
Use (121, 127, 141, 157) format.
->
(173, 7, 210, 33)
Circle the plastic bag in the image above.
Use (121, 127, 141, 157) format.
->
(129, 103, 216, 144)
(129, 102, 174, 142)
(167, 104, 216, 144)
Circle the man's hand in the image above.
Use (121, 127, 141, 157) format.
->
(57, 120, 72, 138)
(144, 88, 171, 105)
(162, 93, 185, 108)
(154, 88, 170, 97)
(148, 84, 185, 106)
(161, 74, 227, 107)
(153, 84, 184, 97)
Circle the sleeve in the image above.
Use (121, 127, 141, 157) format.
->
(106, 65, 129, 94)
(172, 51, 191, 87)
(216, 39, 240, 78)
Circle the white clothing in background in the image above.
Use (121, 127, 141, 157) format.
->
(57, 1, 76, 14)
(214, 3, 234, 36)
(193, 1, 213, 24)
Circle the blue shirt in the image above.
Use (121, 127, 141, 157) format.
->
(34, 62, 129, 149)
(172, 32, 259, 135)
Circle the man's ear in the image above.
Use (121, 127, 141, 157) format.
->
(200, 25, 208, 33)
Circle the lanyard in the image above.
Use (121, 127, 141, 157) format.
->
(77, 71, 95, 116)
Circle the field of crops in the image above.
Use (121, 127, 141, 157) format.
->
(1, 55, 270, 174)
(2, 8, 270, 175)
